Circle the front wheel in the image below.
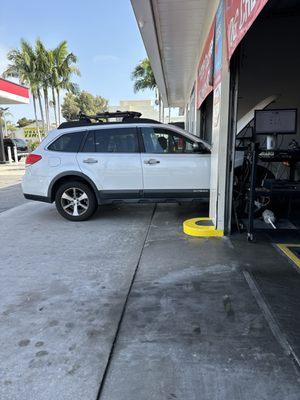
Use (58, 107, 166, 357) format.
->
(55, 181, 97, 221)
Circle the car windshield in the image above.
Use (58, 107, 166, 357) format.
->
(168, 126, 211, 151)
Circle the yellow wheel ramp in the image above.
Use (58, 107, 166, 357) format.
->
(183, 218, 224, 237)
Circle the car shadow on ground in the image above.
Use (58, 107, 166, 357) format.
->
(93, 201, 209, 222)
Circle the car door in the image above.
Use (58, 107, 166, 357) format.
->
(140, 126, 211, 198)
(76, 126, 143, 199)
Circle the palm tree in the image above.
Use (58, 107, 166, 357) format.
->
(35, 39, 51, 131)
(0, 107, 11, 136)
(48, 50, 58, 126)
(132, 58, 156, 92)
(3, 39, 80, 132)
(3, 40, 42, 141)
(51, 41, 80, 125)
(131, 58, 163, 121)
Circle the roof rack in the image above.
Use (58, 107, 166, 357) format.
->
(80, 111, 142, 120)
(58, 110, 160, 129)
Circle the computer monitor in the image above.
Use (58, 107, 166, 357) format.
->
(254, 109, 297, 135)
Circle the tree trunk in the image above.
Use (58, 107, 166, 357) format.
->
(37, 88, 45, 135)
(33, 96, 41, 142)
(56, 88, 61, 125)
(43, 88, 50, 131)
(51, 86, 58, 127)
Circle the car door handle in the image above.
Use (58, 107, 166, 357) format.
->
(144, 159, 160, 165)
(83, 158, 98, 164)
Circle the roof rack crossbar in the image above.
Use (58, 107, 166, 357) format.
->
(58, 111, 160, 129)
(78, 111, 142, 120)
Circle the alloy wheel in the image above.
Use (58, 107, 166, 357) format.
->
(60, 187, 89, 217)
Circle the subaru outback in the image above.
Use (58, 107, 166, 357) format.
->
(22, 112, 211, 221)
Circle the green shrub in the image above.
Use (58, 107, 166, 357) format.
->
(28, 141, 40, 152)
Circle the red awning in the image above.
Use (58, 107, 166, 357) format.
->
(0, 78, 29, 105)
(225, 0, 270, 59)
(196, 21, 215, 109)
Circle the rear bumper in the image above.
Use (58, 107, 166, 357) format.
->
(22, 171, 51, 198)
(24, 194, 52, 203)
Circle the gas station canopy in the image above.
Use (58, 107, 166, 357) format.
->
(0, 78, 29, 105)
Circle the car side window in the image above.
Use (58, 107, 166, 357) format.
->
(141, 127, 195, 154)
(48, 131, 84, 152)
(93, 128, 139, 153)
(82, 131, 95, 152)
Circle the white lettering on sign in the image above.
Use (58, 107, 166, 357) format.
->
(228, 0, 260, 51)
(239, 0, 257, 29)
(198, 40, 214, 80)
(228, 9, 239, 46)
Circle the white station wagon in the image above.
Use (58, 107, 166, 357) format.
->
(22, 112, 211, 221)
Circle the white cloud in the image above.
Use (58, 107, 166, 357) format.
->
(93, 54, 120, 64)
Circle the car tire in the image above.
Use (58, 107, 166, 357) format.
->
(55, 180, 97, 221)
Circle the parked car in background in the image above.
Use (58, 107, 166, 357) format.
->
(4, 138, 29, 161)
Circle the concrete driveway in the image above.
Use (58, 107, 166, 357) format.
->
(0, 200, 299, 400)
(0, 160, 28, 213)
(0, 202, 155, 400)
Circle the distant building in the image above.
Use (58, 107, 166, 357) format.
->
(109, 99, 185, 125)
(109, 100, 159, 121)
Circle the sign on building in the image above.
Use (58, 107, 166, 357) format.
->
(196, 21, 215, 109)
(225, 0, 270, 59)
(197, 0, 270, 109)
(24, 127, 46, 140)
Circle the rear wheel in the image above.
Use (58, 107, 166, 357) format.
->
(55, 181, 97, 221)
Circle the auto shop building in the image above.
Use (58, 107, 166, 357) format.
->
(131, 0, 300, 235)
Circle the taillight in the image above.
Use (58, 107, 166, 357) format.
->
(25, 154, 42, 165)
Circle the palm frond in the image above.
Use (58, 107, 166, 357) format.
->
(131, 58, 156, 92)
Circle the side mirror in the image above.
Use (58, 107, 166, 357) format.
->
(193, 142, 200, 152)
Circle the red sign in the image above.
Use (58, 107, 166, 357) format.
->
(196, 21, 215, 109)
(225, 0, 269, 59)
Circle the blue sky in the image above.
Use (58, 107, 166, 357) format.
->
(0, 0, 153, 123)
